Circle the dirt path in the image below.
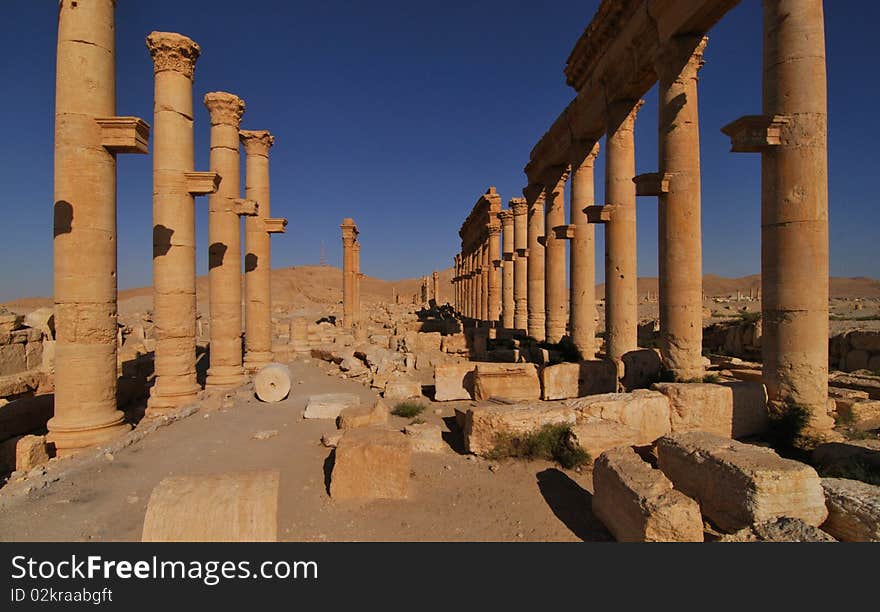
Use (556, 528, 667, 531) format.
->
(0, 359, 611, 542)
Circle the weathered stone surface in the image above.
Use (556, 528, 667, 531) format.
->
(719, 517, 837, 542)
(540, 360, 618, 401)
(383, 377, 422, 401)
(254, 363, 291, 403)
(657, 432, 828, 532)
(441, 334, 468, 355)
(433, 363, 474, 402)
(567, 390, 671, 445)
(812, 440, 880, 476)
(473, 363, 541, 402)
(330, 428, 411, 500)
(847, 331, 880, 353)
(592, 447, 704, 542)
(404, 423, 446, 453)
(0, 308, 23, 335)
(566, 421, 641, 460)
(836, 400, 880, 432)
(620, 349, 662, 391)
(404, 331, 442, 352)
(337, 400, 389, 430)
(653, 381, 768, 439)
(464, 402, 576, 456)
(0, 344, 27, 377)
(24, 308, 55, 339)
(303, 393, 361, 419)
(820, 478, 880, 542)
(0, 394, 53, 444)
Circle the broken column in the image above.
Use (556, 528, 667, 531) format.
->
(145, 32, 215, 416)
(511, 198, 529, 331)
(722, 0, 832, 432)
(50, 0, 150, 454)
(488, 221, 502, 323)
(240, 130, 287, 373)
(604, 99, 643, 361)
(544, 168, 569, 344)
(340, 218, 359, 328)
(655, 36, 707, 381)
(525, 186, 546, 342)
(569, 141, 599, 359)
(499, 209, 515, 329)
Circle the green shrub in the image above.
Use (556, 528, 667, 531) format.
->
(486, 424, 591, 470)
(392, 402, 425, 418)
(767, 404, 811, 449)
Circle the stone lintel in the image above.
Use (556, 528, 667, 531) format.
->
(553, 224, 576, 240)
(96, 117, 150, 154)
(585, 205, 614, 224)
(263, 217, 288, 234)
(721, 115, 790, 153)
(633, 172, 670, 197)
(232, 198, 259, 216)
(185, 171, 220, 195)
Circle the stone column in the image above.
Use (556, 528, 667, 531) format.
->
(454, 255, 460, 311)
(467, 251, 476, 319)
(353, 240, 361, 322)
(499, 209, 515, 329)
(570, 141, 600, 359)
(544, 168, 569, 344)
(144, 32, 216, 417)
(204, 92, 249, 389)
(49, 0, 150, 455)
(340, 218, 358, 328)
(655, 37, 707, 381)
(525, 187, 546, 341)
(478, 240, 489, 322)
(511, 198, 529, 331)
(241, 130, 287, 373)
(724, 0, 831, 431)
(432, 271, 440, 305)
(604, 99, 643, 361)
(488, 222, 502, 323)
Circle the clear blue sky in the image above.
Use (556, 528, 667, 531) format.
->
(0, 0, 877, 301)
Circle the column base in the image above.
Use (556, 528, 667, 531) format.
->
(205, 365, 246, 390)
(243, 351, 274, 373)
(145, 384, 201, 418)
(47, 416, 131, 457)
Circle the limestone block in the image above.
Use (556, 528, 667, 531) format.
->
(254, 364, 291, 403)
(433, 363, 475, 402)
(620, 349, 662, 391)
(836, 400, 880, 431)
(24, 308, 55, 339)
(330, 428, 411, 500)
(453, 405, 469, 430)
(566, 420, 642, 460)
(26, 341, 44, 371)
(0, 309, 23, 335)
(142, 471, 280, 542)
(719, 517, 837, 542)
(820, 478, 880, 542)
(0, 344, 27, 376)
(0, 372, 42, 401)
(40, 340, 56, 373)
(592, 447, 704, 542)
(403, 331, 442, 352)
(473, 363, 541, 402)
(303, 393, 361, 419)
(464, 402, 576, 456)
(383, 377, 422, 401)
(404, 423, 446, 453)
(653, 381, 768, 439)
(441, 334, 468, 354)
(656, 432, 828, 532)
(337, 399, 389, 430)
(812, 440, 880, 475)
(15, 434, 50, 471)
(540, 360, 618, 401)
(567, 390, 671, 446)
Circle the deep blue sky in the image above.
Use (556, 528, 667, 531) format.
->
(0, 1, 877, 301)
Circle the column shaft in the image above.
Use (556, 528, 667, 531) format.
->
(512, 199, 529, 331)
(570, 143, 599, 359)
(488, 225, 502, 323)
(340, 219, 358, 328)
(545, 171, 569, 344)
(480, 241, 490, 322)
(526, 190, 546, 341)
(500, 210, 515, 329)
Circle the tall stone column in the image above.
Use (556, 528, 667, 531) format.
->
(468, 252, 476, 319)
(353, 240, 361, 322)
(241, 130, 287, 372)
(656, 37, 707, 381)
(340, 218, 358, 328)
(49, 0, 150, 455)
(526, 187, 546, 341)
(499, 209, 515, 329)
(479, 240, 490, 322)
(724, 0, 832, 432)
(544, 169, 569, 344)
(569, 142, 600, 359)
(604, 99, 642, 361)
(488, 222, 502, 323)
(432, 271, 440, 305)
(145, 32, 216, 417)
(454, 255, 461, 311)
(204, 92, 248, 389)
(511, 198, 529, 331)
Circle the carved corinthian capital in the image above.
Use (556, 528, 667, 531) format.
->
(240, 130, 275, 156)
(146, 32, 201, 79)
(204, 92, 245, 127)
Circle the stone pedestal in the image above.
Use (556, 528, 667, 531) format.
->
(569, 142, 600, 359)
(604, 99, 643, 361)
(526, 188, 546, 342)
(145, 32, 214, 416)
(49, 0, 150, 455)
(340, 218, 359, 329)
(241, 130, 286, 373)
(544, 169, 569, 344)
(499, 209, 515, 329)
(511, 198, 529, 331)
(204, 92, 248, 389)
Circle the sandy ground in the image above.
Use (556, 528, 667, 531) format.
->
(0, 359, 611, 543)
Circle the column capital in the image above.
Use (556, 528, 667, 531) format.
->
(571, 139, 601, 169)
(146, 32, 201, 79)
(543, 165, 571, 193)
(510, 197, 528, 216)
(606, 98, 644, 132)
(522, 183, 545, 205)
(487, 221, 502, 237)
(656, 35, 708, 83)
(497, 209, 514, 225)
(240, 130, 275, 156)
(204, 92, 245, 127)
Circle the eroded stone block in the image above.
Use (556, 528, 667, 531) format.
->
(330, 428, 411, 500)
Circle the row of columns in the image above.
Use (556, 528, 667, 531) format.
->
(49, 1, 288, 456)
